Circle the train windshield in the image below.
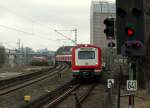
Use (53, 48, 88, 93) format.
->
(78, 51, 95, 59)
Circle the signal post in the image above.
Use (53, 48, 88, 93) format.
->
(116, 0, 145, 108)
(104, 18, 115, 71)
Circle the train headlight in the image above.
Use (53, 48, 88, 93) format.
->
(95, 62, 98, 65)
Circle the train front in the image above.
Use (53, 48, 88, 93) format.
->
(71, 44, 102, 78)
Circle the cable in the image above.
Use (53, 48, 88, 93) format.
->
(0, 24, 61, 49)
(0, 5, 77, 42)
(0, 5, 59, 41)
(0, 24, 33, 35)
(54, 30, 76, 44)
(0, 5, 56, 30)
(0, 5, 71, 48)
(0, 24, 56, 42)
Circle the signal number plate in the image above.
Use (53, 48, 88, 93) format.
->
(127, 80, 137, 91)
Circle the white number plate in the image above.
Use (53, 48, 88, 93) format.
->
(107, 79, 114, 88)
(127, 80, 137, 91)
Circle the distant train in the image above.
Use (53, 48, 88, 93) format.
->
(55, 46, 74, 65)
(71, 44, 102, 78)
(30, 56, 49, 66)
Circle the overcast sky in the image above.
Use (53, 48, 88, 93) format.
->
(0, 0, 115, 51)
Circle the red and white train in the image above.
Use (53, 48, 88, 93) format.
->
(71, 44, 102, 78)
(55, 44, 102, 78)
(55, 46, 73, 65)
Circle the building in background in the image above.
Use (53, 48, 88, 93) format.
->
(90, 0, 116, 48)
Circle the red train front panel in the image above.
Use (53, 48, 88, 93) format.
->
(71, 44, 102, 78)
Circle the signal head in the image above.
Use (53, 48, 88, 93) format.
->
(117, 8, 127, 17)
(125, 27, 135, 37)
(104, 18, 114, 26)
(132, 8, 143, 16)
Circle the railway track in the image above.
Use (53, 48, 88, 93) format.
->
(0, 64, 68, 96)
(53, 83, 97, 108)
(0, 66, 55, 90)
(21, 79, 76, 108)
(22, 79, 100, 108)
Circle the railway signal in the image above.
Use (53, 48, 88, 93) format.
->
(125, 26, 135, 38)
(116, 0, 145, 56)
(108, 42, 115, 47)
(104, 18, 115, 39)
(116, 1, 144, 108)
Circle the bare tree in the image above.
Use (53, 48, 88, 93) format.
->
(0, 46, 5, 67)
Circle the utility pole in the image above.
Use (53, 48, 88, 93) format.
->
(18, 39, 20, 52)
(21, 43, 24, 65)
(103, 18, 115, 71)
(17, 39, 21, 65)
(74, 28, 77, 45)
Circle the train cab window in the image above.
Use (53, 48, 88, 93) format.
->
(78, 51, 95, 59)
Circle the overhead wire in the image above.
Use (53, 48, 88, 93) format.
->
(0, 24, 56, 41)
(0, 4, 68, 48)
(0, 23, 60, 50)
(0, 5, 55, 30)
(0, 24, 33, 35)
(0, 5, 58, 42)
(0, 4, 72, 39)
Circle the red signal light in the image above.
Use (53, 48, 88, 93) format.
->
(127, 29, 134, 36)
(125, 27, 135, 37)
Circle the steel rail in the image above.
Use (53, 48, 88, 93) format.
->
(78, 84, 96, 103)
(44, 83, 96, 108)
(21, 78, 76, 108)
(0, 66, 57, 90)
(69, 83, 96, 108)
(0, 64, 68, 95)
(44, 84, 80, 108)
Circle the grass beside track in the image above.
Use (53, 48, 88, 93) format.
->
(0, 65, 53, 72)
(136, 102, 150, 108)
